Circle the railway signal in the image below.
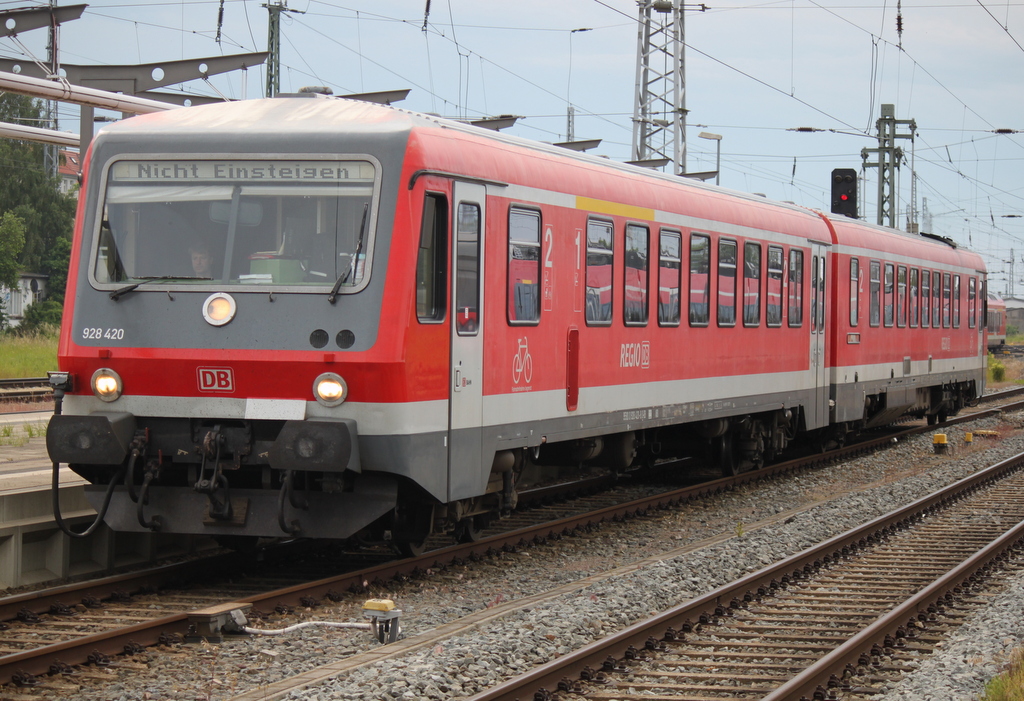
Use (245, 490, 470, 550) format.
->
(831, 168, 858, 218)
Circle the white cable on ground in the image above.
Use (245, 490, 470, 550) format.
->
(243, 621, 372, 636)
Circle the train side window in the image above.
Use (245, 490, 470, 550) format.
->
(968, 277, 976, 328)
(455, 203, 481, 336)
(883, 263, 894, 327)
(585, 219, 614, 326)
(952, 275, 961, 328)
(766, 246, 783, 327)
(689, 233, 711, 327)
(743, 242, 761, 327)
(910, 269, 919, 328)
(942, 272, 951, 328)
(897, 266, 907, 327)
(869, 261, 881, 327)
(717, 238, 737, 327)
(933, 270, 942, 327)
(849, 258, 859, 327)
(921, 270, 931, 327)
(658, 229, 681, 326)
(624, 224, 649, 326)
(507, 207, 541, 325)
(788, 249, 803, 327)
(416, 192, 448, 323)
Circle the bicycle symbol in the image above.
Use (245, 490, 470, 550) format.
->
(512, 337, 533, 385)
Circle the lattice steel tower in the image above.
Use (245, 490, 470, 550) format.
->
(631, 0, 687, 174)
(861, 103, 916, 229)
(626, 0, 684, 172)
(263, 1, 303, 98)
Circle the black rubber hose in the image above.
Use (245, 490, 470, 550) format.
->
(50, 386, 127, 539)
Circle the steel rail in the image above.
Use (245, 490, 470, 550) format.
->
(465, 451, 1024, 701)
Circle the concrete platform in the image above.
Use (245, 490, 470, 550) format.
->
(0, 413, 207, 591)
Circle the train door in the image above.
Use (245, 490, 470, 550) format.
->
(448, 181, 486, 500)
(809, 243, 829, 429)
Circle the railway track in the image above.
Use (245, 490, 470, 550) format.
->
(470, 450, 1024, 701)
(1, 394, 1022, 691)
(0, 377, 51, 404)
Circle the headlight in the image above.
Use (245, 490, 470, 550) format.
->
(202, 292, 236, 326)
(91, 368, 122, 402)
(313, 372, 347, 407)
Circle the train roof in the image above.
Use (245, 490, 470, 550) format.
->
(90, 95, 986, 274)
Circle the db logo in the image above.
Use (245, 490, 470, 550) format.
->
(197, 367, 235, 393)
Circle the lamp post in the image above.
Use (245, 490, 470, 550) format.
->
(698, 131, 722, 185)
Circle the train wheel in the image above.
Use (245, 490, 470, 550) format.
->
(927, 414, 938, 426)
(716, 435, 738, 477)
(395, 538, 428, 558)
(455, 516, 483, 543)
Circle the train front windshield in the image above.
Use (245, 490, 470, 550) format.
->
(92, 159, 377, 290)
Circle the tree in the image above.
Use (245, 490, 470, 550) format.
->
(0, 211, 25, 289)
(0, 93, 77, 324)
(0, 211, 26, 330)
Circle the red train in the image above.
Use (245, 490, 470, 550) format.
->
(46, 95, 987, 551)
(987, 293, 1007, 350)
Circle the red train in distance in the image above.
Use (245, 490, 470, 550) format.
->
(987, 293, 1007, 351)
(45, 95, 987, 552)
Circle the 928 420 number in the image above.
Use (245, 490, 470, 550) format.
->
(82, 327, 125, 340)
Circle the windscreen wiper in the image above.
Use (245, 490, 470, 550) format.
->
(109, 276, 211, 301)
(328, 202, 369, 305)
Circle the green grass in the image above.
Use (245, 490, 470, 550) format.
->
(0, 423, 46, 447)
(0, 327, 59, 378)
(980, 648, 1024, 700)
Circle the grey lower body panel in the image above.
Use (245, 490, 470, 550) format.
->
(832, 369, 982, 424)
(87, 473, 397, 538)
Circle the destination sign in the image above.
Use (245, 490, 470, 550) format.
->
(109, 160, 374, 183)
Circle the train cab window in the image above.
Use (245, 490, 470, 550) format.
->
(658, 229, 681, 326)
(869, 261, 881, 327)
(969, 277, 977, 328)
(942, 272, 951, 328)
(743, 242, 761, 327)
(883, 263, 894, 327)
(788, 249, 803, 327)
(624, 224, 649, 326)
(766, 246, 783, 327)
(586, 219, 614, 326)
(849, 258, 860, 326)
(93, 157, 378, 292)
(921, 270, 931, 327)
(416, 193, 448, 322)
(897, 266, 907, 327)
(953, 275, 961, 328)
(455, 203, 481, 336)
(507, 207, 541, 325)
(689, 233, 711, 326)
(910, 269, 919, 327)
(717, 239, 737, 327)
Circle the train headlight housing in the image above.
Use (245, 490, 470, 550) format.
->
(313, 372, 347, 407)
(202, 292, 237, 327)
(91, 368, 122, 402)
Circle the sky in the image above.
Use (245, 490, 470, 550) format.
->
(2, 0, 1023, 293)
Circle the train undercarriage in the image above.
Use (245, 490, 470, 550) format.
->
(51, 377, 978, 554)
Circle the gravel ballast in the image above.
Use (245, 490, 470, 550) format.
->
(12, 415, 1024, 701)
